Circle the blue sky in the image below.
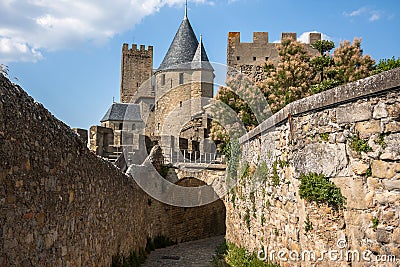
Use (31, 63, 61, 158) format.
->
(1, 0, 399, 130)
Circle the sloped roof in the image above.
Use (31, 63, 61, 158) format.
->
(158, 17, 199, 70)
(191, 36, 213, 70)
(101, 103, 142, 122)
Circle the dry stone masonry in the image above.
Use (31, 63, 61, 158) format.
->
(0, 74, 225, 266)
(226, 68, 400, 267)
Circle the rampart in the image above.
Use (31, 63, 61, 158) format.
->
(0, 74, 225, 266)
(227, 31, 321, 81)
(226, 68, 400, 266)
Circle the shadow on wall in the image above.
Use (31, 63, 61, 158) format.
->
(167, 177, 226, 242)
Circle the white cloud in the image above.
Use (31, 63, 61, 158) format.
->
(344, 7, 368, 17)
(297, 31, 331, 44)
(343, 6, 384, 22)
(0, 0, 213, 63)
(369, 11, 381, 21)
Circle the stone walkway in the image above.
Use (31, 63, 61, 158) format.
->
(142, 235, 224, 267)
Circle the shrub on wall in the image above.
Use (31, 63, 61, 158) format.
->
(299, 173, 346, 209)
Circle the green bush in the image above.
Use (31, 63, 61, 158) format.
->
(372, 56, 400, 74)
(299, 173, 346, 209)
(350, 132, 372, 154)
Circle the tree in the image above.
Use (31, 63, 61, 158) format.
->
(330, 38, 375, 84)
(261, 37, 315, 113)
(372, 56, 400, 74)
(309, 40, 341, 94)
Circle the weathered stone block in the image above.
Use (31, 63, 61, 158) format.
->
(332, 177, 370, 209)
(373, 102, 388, 119)
(372, 160, 395, 179)
(387, 102, 400, 119)
(293, 143, 348, 178)
(384, 121, 400, 133)
(355, 120, 382, 139)
(351, 161, 369, 175)
(393, 228, 400, 244)
(336, 103, 372, 124)
(382, 180, 400, 191)
(375, 191, 400, 204)
(376, 229, 391, 244)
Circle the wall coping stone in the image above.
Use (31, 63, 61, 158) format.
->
(239, 68, 400, 144)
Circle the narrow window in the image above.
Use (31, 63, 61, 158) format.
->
(131, 124, 136, 130)
(137, 82, 140, 87)
(158, 123, 160, 131)
(161, 74, 165, 86)
(180, 101, 183, 107)
(236, 56, 240, 61)
(179, 73, 184, 85)
(170, 79, 173, 88)
(253, 57, 257, 61)
(118, 123, 123, 130)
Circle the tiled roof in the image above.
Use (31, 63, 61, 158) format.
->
(191, 36, 213, 70)
(101, 103, 142, 122)
(158, 17, 199, 70)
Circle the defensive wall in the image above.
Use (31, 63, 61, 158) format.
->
(227, 31, 321, 81)
(225, 68, 400, 266)
(0, 74, 225, 266)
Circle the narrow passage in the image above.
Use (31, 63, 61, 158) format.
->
(142, 235, 224, 267)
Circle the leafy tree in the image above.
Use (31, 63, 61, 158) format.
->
(309, 40, 340, 94)
(330, 38, 375, 84)
(261, 37, 315, 113)
(310, 40, 335, 81)
(372, 56, 400, 74)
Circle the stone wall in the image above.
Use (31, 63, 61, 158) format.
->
(0, 74, 225, 266)
(226, 68, 400, 266)
(227, 31, 321, 75)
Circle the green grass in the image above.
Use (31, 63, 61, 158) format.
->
(211, 240, 280, 267)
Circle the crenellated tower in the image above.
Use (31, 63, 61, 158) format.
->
(120, 44, 153, 103)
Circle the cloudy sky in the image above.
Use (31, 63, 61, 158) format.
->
(1, 0, 399, 129)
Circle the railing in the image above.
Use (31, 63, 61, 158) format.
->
(164, 148, 225, 165)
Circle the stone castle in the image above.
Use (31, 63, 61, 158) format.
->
(89, 9, 322, 166)
(1, 5, 400, 264)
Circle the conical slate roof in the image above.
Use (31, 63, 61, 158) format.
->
(191, 36, 213, 70)
(158, 16, 199, 70)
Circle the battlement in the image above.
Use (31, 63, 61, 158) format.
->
(122, 43, 153, 53)
(227, 31, 322, 73)
(120, 43, 153, 103)
(228, 31, 321, 45)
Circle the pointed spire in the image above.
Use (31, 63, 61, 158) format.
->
(158, 12, 198, 70)
(184, 0, 188, 19)
(192, 34, 213, 70)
